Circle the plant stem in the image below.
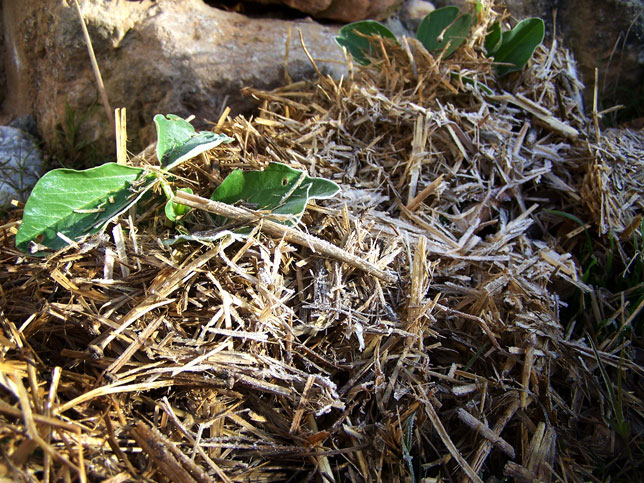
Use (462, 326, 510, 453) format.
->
(173, 191, 397, 283)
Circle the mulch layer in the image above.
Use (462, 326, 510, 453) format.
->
(1, 3, 643, 482)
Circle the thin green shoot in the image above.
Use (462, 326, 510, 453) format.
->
(464, 342, 489, 372)
(402, 411, 416, 483)
(587, 333, 631, 442)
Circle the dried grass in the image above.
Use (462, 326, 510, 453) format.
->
(1, 3, 643, 481)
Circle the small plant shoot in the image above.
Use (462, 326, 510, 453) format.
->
(335, 20, 398, 65)
(210, 162, 340, 226)
(336, 5, 544, 78)
(165, 187, 194, 222)
(416, 6, 473, 59)
(16, 115, 339, 256)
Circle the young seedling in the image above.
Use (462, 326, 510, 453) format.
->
(335, 4, 544, 78)
(416, 6, 473, 59)
(16, 115, 233, 255)
(485, 18, 545, 76)
(16, 114, 341, 257)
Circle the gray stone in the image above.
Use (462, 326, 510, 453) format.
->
(8, 114, 39, 139)
(0, 126, 45, 208)
(399, 0, 435, 33)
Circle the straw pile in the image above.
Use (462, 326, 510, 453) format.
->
(1, 3, 643, 481)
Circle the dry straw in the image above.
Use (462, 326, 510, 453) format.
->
(1, 2, 642, 481)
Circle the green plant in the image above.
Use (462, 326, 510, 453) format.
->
(485, 18, 545, 76)
(15, 114, 340, 256)
(335, 5, 544, 78)
(335, 20, 398, 66)
(584, 228, 644, 339)
(154, 114, 228, 170)
(546, 210, 643, 339)
(165, 187, 194, 222)
(416, 6, 473, 59)
(15, 162, 151, 254)
(210, 162, 340, 226)
(588, 337, 631, 443)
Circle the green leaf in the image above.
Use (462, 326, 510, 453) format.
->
(484, 21, 502, 55)
(210, 162, 340, 226)
(475, 1, 483, 17)
(452, 73, 494, 95)
(154, 114, 233, 171)
(492, 18, 544, 77)
(165, 187, 194, 222)
(16, 163, 150, 255)
(415, 6, 473, 59)
(335, 20, 398, 66)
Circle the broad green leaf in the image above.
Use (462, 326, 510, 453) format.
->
(492, 18, 544, 77)
(484, 21, 502, 55)
(335, 20, 398, 66)
(210, 162, 340, 226)
(416, 6, 473, 59)
(165, 187, 194, 222)
(16, 163, 150, 255)
(154, 114, 233, 171)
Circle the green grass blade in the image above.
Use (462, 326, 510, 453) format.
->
(402, 412, 416, 483)
(544, 209, 593, 251)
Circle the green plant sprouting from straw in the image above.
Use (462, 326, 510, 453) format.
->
(15, 114, 340, 256)
(335, 4, 544, 78)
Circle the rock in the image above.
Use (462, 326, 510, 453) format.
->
(251, 0, 404, 22)
(0, 1, 5, 111)
(382, 16, 411, 38)
(1, 0, 348, 162)
(0, 126, 45, 208)
(498, 0, 553, 20)
(399, 0, 435, 32)
(556, 0, 644, 122)
(8, 114, 39, 140)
